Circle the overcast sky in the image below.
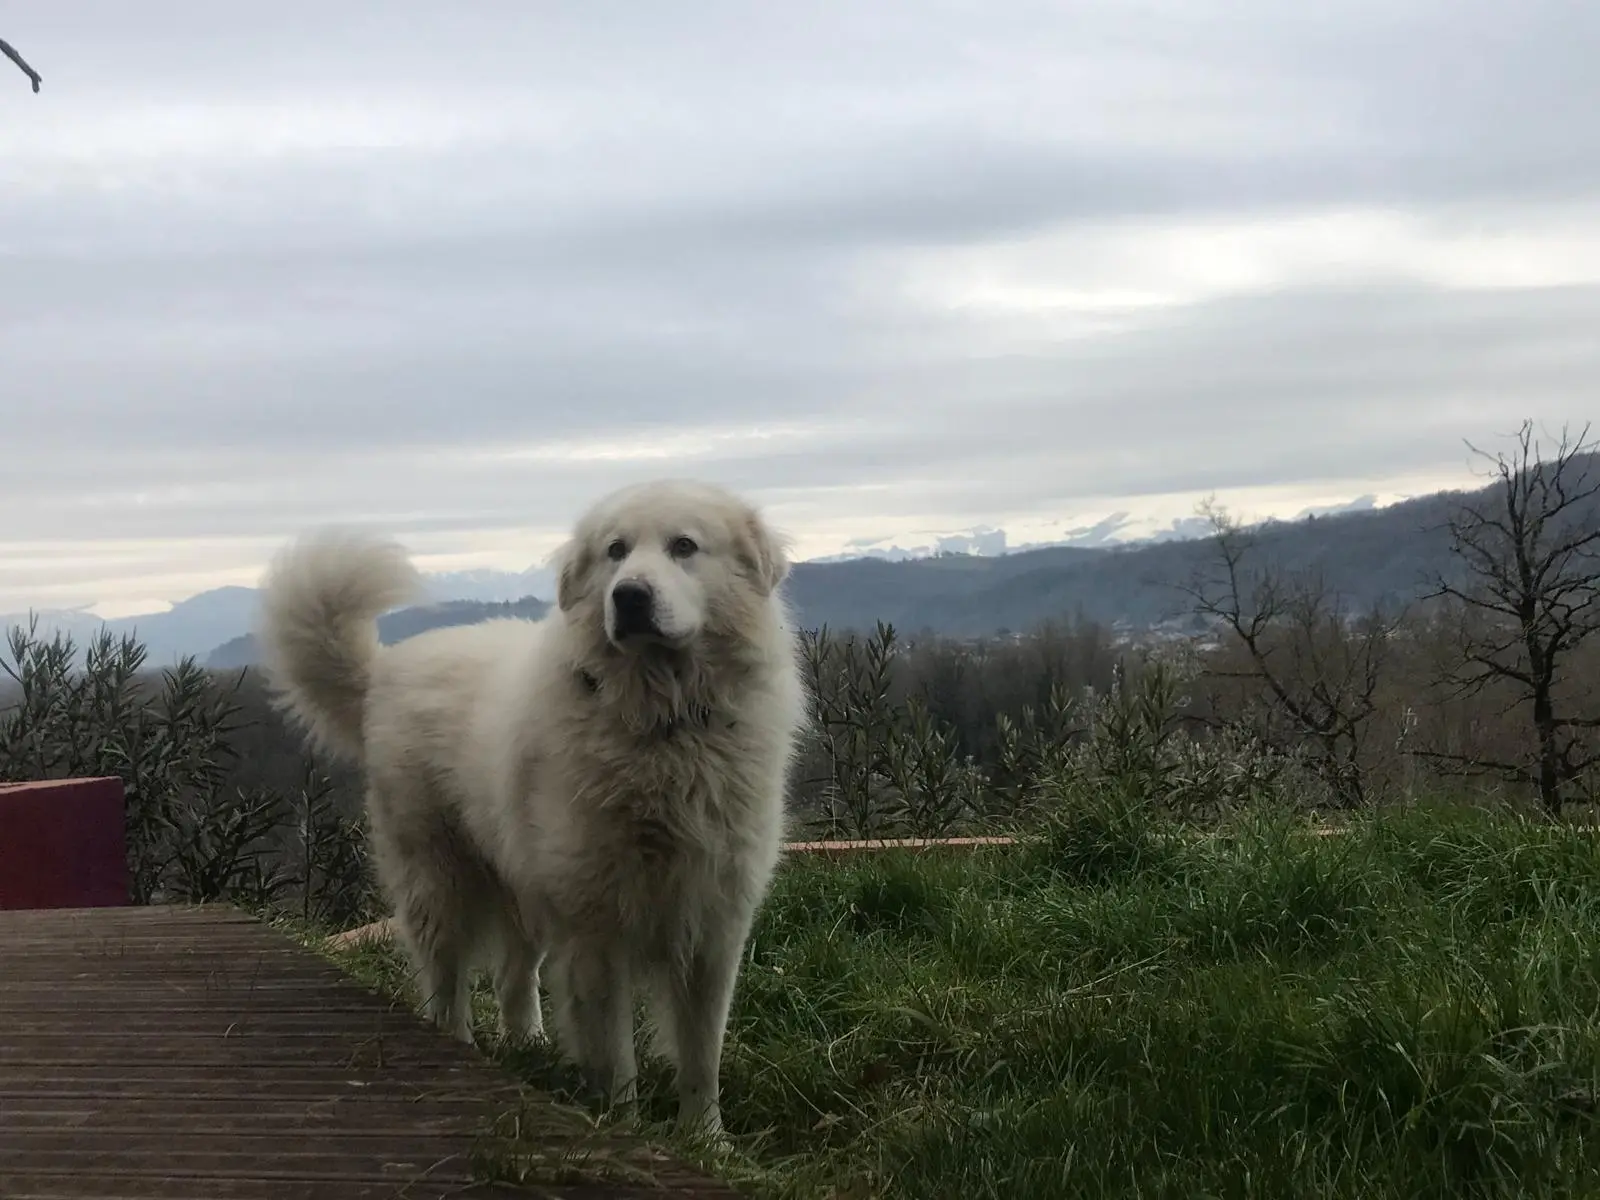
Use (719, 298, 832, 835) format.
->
(3, 1, 1597, 615)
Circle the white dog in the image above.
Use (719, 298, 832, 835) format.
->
(257, 479, 808, 1135)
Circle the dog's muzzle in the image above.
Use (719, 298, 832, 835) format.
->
(609, 579, 660, 641)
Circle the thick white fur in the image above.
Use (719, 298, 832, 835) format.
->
(257, 479, 808, 1135)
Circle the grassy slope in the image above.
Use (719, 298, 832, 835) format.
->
(326, 801, 1600, 1199)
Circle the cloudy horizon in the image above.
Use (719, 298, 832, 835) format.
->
(3, 2, 1597, 617)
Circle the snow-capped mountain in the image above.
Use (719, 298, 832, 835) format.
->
(418, 566, 559, 605)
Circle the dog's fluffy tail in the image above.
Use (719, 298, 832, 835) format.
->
(257, 530, 421, 761)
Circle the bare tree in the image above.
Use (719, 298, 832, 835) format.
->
(1182, 502, 1398, 806)
(1, 36, 41, 93)
(1422, 421, 1600, 814)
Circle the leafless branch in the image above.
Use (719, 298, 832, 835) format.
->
(1424, 420, 1600, 812)
(1182, 500, 1396, 805)
(1409, 748, 1531, 785)
(0, 37, 41, 93)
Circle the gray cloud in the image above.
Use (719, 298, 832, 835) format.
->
(2, 0, 1598, 610)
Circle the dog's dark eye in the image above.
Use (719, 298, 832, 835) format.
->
(670, 536, 699, 559)
(606, 539, 628, 562)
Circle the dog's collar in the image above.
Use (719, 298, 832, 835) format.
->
(575, 668, 726, 738)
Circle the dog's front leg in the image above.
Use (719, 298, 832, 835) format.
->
(564, 944, 638, 1115)
(412, 941, 473, 1045)
(665, 927, 745, 1138)
(492, 939, 547, 1042)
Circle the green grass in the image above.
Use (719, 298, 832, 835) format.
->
(325, 798, 1600, 1199)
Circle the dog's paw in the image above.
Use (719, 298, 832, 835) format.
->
(674, 1104, 727, 1148)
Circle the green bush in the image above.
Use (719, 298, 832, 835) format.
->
(0, 619, 371, 918)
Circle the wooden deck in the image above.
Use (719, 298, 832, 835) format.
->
(0, 905, 741, 1200)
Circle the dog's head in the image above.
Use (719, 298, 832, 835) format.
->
(554, 479, 790, 656)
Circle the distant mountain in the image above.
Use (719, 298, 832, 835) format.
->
(811, 509, 1208, 562)
(207, 595, 553, 669)
(416, 566, 559, 605)
(4, 586, 269, 669)
(3, 565, 559, 669)
(778, 483, 1552, 637)
(812, 497, 1389, 564)
(12, 462, 1595, 669)
(9, 514, 1205, 664)
(216, 482, 1527, 661)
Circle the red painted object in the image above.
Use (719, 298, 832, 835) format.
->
(0, 777, 129, 910)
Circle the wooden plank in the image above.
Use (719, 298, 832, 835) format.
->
(0, 905, 741, 1200)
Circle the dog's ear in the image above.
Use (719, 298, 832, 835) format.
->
(555, 539, 593, 613)
(737, 508, 790, 596)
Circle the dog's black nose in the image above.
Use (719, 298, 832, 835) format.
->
(610, 579, 657, 637)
